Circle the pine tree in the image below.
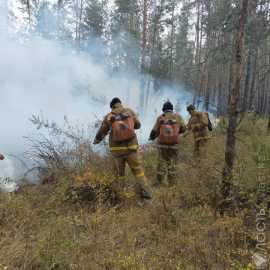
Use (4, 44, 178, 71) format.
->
(222, 0, 249, 209)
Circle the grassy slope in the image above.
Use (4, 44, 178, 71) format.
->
(0, 118, 270, 270)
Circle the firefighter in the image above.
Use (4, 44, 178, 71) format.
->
(149, 102, 186, 185)
(0, 154, 4, 160)
(93, 98, 151, 200)
(185, 104, 210, 159)
(247, 106, 259, 124)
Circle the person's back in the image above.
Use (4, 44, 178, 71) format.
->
(149, 102, 186, 186)
(100, 103, 141, 155)
(94, 98, 151, 200)
(151, 110, 186, 144)
(186, 104, 210, 159)
(187, 110, 210, 142)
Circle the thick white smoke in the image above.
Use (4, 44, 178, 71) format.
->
(0, 36, 195, 189)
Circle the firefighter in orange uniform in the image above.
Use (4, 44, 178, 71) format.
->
(0, 154, 4, 160)
(186, 104, 210, 159)
(93, 98, 151, 200)
(149, 102, 186, 185)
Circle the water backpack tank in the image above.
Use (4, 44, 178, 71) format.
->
(110, 112, 136, 142)
(159, 118, 179, 144)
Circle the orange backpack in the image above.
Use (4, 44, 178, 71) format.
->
(159, 118, 179, 145)
(110, 112, 136, 142)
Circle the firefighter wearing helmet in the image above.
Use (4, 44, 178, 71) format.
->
(93, 98, 151, 200)
(186, 104, 210, 159)
(149, 101, 186, 186)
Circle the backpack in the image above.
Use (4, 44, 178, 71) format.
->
(159, 118, 179, 145)
(110, 111, 136, 142)
(204, 112, 213, 131)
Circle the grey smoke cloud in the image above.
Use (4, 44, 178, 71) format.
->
(0, 36, 195, 189)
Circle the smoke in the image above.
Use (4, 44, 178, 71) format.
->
(0, 157, 18, 191)
(0, 0, 6, 34)
(0, 35, 199, 190)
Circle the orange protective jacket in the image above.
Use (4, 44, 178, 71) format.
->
(94, 103, 141, 155)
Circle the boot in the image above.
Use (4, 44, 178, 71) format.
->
(141, 189, 152, 200)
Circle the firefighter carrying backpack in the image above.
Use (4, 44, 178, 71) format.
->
(159, 117, 179, 145)
(110, 111, 136, 142)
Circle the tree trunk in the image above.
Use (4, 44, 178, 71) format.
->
(194, 0, 201, 92)
(205, 31, 216, 111)
(248, 48, 258, 109)
(127, 0, 135, 106)
(264, 55, 270, 114)
(169, 0, 175, 82)
(268, 108, 270, 132)
(139, 0, 147, 117)
(226, 41, 235, 112)
(145, 0, 157, 114)
(259, 48, 267, 114)
(222, 0, 249, 203)
(242, 47, 252, 110)
(256, 48, 261, 111)
(181, 28, 188, 85)
(188, 42, 195, 88)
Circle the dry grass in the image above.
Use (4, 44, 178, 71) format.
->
(0, 117, 269, 270)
